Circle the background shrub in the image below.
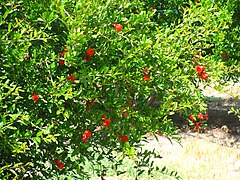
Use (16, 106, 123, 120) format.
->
(0, 0, 239, 179)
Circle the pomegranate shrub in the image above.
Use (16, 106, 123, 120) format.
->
(0, 0, 239, 179)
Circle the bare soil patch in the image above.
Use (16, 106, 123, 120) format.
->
(144, 82, 240, 179)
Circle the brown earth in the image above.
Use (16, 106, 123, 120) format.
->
(145, 82, 240, 179)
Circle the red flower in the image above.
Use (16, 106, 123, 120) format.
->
(142, 68, 149, 75)
(189, 114, 196, 122)
(198, 113, 208, 120)
(198, 113, 204, 120)
(222, 52, 227, 59)
(119, 135, 128, 142)
(60, 46, 67, 57)
(102, 114, 107, 119)
(150, 6, 155, 11)
(200, 71, 209, 80)
(112, 24, 123, 32)
(86, 101, 94, 111)
(24, 55, 30, 59)
(195, 65, 204, 75)
(57, 163, 65, 170)
(197, 50, 201, 56)
(67, 74, 75, 83)
(54, 159, 60, 165)
(202, 114, 209, 120)
(103, 119, 111, 127)
(83, 56, 93, 61)
(82, 130, 92, 143)
(203, 127, 207, 133)
(59, 59, 65, 66)
(32, 93, 39, 102)
(122, 108, 126, 112)
(126, 99, 133, 107)
(143, 74, 151, 81)
(195, 0, 199, 3)
(123, 113, 128, 117)
(86, 48, 95, 57)
(194, 122, 201, 131)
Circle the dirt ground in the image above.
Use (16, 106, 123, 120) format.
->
(144, 82, 240, 179)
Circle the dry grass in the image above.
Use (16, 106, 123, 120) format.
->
(151, 135, 240, 180)
(85, 133, 240, 180)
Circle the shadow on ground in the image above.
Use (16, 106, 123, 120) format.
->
(171, 96, 240, 148)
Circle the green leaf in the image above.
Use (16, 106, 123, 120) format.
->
(56, 110, 62, 115)
(0, 164, 12, 172)
(161, 166, 167, 173)
(42, 129, 50, 135)
(63, 111, 70, 119)
(7, 126, 17, 130)
(9, 112, 21, 122)
(0, 122, 3, 128)
(9, 169, 17, 177)
(137, 169, 145, 176)
(36, 131, 43, 137)
(33, 137, 41, 144)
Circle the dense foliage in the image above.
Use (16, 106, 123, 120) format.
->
(0, 0, 239, 179)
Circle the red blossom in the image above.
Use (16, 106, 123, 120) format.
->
(200, 71, 210, 80)
(222, 52, 227, 59)
(54, 159, 60, 165)
(32, 93, 39, 102)
(203, 127, 207, 133)
(103, 119, 111, 127)
(194, 122, 201, 131)
(86, 101, 94, 111)
(126, 99, 133, 107)
(102, 114, 107, 119)
(143, 74, 151, 81)
(123, 113, 128, 117)
(195, 0, 199, 3)
(202, 114, 209, 120)
(197, 50, 201, 56)
(86, 48, 95, 57)
(112, 24, 123, 32)
(122, 108, 126, 112)
(189, 114, 196, 122)
(67, 74, 75, 83)
(119, 135, 128, 142)
(150, 6, 155, 11)
(142, 68, 149, 75)
(198, 113, 208, 120)
(82, 130, 92, 143)
(60, 46, 67, 57)
(195, 65, 204, 75)
(24, 55, 30, 59)
(198, 113, 204, 120)
(83, 55, 93, 61)
(57, 163, 65, 170)
(59, 59, 65, 66)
